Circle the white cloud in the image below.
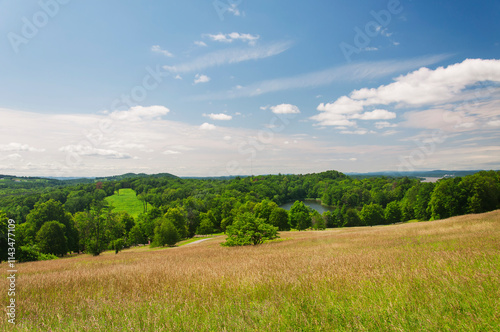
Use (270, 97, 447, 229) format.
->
(163, 41, 292, 73)
(59, 145, 132, 159)
(270, 104, 300, 114)
(110, 105, 170, 122)
(354, 109, 396, 120)
(175, 75, 182, 80)
(199, 123, 216, 130)
(194, 41, 207, 47)
(0, 142, 45, 152)
(487, 120, 500, 127)
(151, 45, 174, 57)
(205, 32, 259, 45)
(204, 113, 232, 120)
(350, 58, 500, 107)
(312, 58, 500, 130)
(194, 74, 211, 84)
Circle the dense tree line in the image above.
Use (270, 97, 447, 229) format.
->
(0, 170, 499, 262)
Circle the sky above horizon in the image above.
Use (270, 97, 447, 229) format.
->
(1, 0, 500, 177)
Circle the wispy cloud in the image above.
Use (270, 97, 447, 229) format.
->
(205, 32, 259, 45)
(59, 145, 132, 159)
(163, 41, 292, 73)
(194, 41, 207, 47)
(109, 105, 170, 122)
(151, 45, 174, 57)
(193, 54, 451, 100)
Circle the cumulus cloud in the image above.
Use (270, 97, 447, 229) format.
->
(109, 105, 170, 122)
(349, 59, 500, 107)
(205, 32, 259, 45)
(312, 58, 500, 131)
(204, 113, 232, 120)
(353, 109, 396, 120)
(270, 104, 300, 114)
(199, 123, 216, 130)
(194, 74, 211, 84)
(151, 45, 174, 57)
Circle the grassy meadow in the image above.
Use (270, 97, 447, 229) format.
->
(104, 188, 151, 218)
(2, 210, 500, 331)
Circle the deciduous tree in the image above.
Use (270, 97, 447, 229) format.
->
(223, 212, 278, 246)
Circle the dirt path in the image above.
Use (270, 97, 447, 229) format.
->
(184, 238, 213, 246)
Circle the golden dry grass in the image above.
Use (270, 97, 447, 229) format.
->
(2, 210, 500, 331)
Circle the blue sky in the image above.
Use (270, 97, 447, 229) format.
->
(0, 0, 499, 177)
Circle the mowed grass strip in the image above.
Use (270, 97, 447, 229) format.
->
(2, 210, 500, 331)
(104, 188, 151, 218)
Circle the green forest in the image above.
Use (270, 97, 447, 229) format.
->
(1, 170, 499, 262)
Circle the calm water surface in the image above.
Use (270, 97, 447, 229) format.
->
(280, 200, 335, 214)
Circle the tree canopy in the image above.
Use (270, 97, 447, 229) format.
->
(223, 212, 278, 246)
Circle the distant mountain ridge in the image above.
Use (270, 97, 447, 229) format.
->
(1, 170, 494, 184)
(346, 170, 486, 179)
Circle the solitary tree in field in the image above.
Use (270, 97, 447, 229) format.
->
(223, 212, 278, 246)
